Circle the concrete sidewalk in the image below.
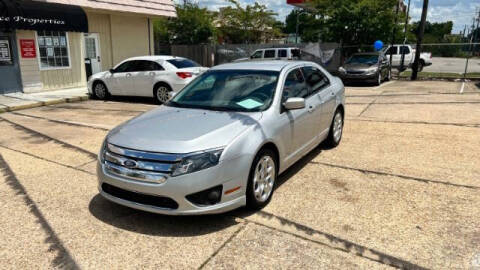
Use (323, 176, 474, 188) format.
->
(0, 87, 89, 113)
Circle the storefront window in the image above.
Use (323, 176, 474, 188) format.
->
(37, 31, 70, 69)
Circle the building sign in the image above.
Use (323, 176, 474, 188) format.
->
(0, 16, 66, 26)
(20, 39, 37, 58)
(0, 37, 11, 62)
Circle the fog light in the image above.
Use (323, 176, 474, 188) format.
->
(186, 185, 223, 206)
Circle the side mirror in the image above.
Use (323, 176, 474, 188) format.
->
(283, 97, 305, 110)
(109, 68, 115, 73)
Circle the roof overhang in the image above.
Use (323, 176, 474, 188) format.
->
(37, 0, 177, 18)
(0, 0, 88, 32)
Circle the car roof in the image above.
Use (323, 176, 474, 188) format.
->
(255, 47, 299, 51)
(210, 60, 313, 72)
(122, 55, 186, 62)
(351, 52, 381, 56)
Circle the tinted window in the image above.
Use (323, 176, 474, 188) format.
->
(400, 46, 410, 54)
(346, 55, 379, 65)
(167, 59, 200, 69)
(137, 61, 163, 71)
(114, 61, 136, 73)
(385, 46, 398, 55)
(264, 50, 276, 58)
(291, 49, 301, 58)
(168, 70, 279, 112)
(283, 68, 308, 101)
(251, 50, 263, 59)
(302, 66, 329, 94)
(278, 49, 287, 58)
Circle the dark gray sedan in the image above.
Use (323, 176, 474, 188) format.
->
(338, 52, 391, 86)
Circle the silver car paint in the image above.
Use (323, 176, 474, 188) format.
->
(97, 60, 345, 215)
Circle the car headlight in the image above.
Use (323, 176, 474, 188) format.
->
(366, 66, 378, 74)
(172, 148, 223, 177)
(99, 139, 107, 163)
(338, 67, 346, 73)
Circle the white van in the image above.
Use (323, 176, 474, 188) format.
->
(235, 47, 302, 62)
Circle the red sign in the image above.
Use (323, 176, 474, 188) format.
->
(20, 39, 36, 58)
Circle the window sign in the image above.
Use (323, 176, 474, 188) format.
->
(0, 37, 12, 63)
(37, 31, 70, 69)
(20, 39, 37, 58)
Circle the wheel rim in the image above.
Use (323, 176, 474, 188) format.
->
(95, 84, 106, 99)
(156, 87, 171, 103)
(253, 155, 276, 203)
(388, 70, 391, 80)
(333, 112, 343, 143)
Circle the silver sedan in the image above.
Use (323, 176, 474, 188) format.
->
(97, 60, 345, 215)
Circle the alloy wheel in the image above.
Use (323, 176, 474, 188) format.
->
(253, 155, 276, 203)
(95, 83, 106, 99)
(156, 86, 171, 103)
(333, 112, 343, 143)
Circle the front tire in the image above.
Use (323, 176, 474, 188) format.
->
(246, 148, 278, 210)
(374, 72, 382, 86)
(386, 69, 391, 81)
(325, 109, 344, 148)
(154, 84, 172, 104)
(93, 81, 109, 100)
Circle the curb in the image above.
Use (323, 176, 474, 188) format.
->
(0, 95, 89, 114)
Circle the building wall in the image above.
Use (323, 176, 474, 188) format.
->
(86, 11, 154, 70)
(86, 12, 113, 71)
(16, 30, 86, 93)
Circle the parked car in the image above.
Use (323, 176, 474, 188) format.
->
(87, 56, 209, 103)
(383, 44, 432, 72)
(338, 52, 391, 85)
(97, 60, 345, 215)
(235, 47, 302, 62)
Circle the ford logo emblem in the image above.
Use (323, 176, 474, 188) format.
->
(123, 160, 137, 168)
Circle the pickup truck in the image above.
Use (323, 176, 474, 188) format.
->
(383, 45, 432, 72)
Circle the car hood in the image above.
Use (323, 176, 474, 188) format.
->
(107, 106, 262, 153)
(90, 71, 110, 80)
(343, 63, 377, 71)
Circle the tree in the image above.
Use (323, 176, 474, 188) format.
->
(216, 0, 283, 44)
(285, 10, 322, 42)
(310, 0, 404, 45)
(154, 2, 215, 45)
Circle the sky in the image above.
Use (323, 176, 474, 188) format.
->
(177, 0, 479, 34)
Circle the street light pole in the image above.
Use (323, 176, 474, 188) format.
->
(295, 9, 308, 44)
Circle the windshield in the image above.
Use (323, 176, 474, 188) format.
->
(346, 55, 379, 65)
(167, 59, 200, 69)
(167, 70, 279, 112)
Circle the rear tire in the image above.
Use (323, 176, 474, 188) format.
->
(246, 148, 278, 210)
(325, 109, 344, 148)
(374, 72, 382, 86)
(93, 81, 109, 100)
(418, 61, 424, 72)
(154, 84, 172, 104)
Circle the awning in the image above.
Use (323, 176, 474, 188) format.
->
(0, 0, 88, 32)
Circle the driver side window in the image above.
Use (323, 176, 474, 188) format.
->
(282, 68, 308, 102)
(251, 50, 263, 59)
(114, 61, 135, 73)
(302, 66, 329, 95)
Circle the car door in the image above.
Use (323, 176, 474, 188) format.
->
(130, 60, 164, 97)
(399, 46, 411, 68)
(385, 46, 400, 66)
(279, 68, 318, 158)
(107, 60, 136, 95)
(303, 65, 335, 136)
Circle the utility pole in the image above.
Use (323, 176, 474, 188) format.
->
(400, 0, 411, 70)
(411, 0, 429, 81)
(389, 0, 400, 77)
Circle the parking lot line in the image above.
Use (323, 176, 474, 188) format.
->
(460, 82, 465, 94)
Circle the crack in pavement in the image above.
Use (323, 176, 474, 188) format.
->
(310, 161, 479, 190)
(246, 211, 429, 270)
(0, 116, 98, 160)
(346, 92, 479, 98)
(198, 222, 247, 269)
(347, 101, 480, 105)
(350, 118, 480, 128)
(0, 154, 80, 269)
(0, 144, 95, 176)
(357, 90, 385, 117)
(11, 112, 111, 131)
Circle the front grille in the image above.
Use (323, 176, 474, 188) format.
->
(347, 70, 365, 75)
(102, 183, 179, 209)
(103, 143, 183, 183)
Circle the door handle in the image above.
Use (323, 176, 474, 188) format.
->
(308, 105, 315, 113)
(126, 73, 132, 77)
(149, 72, 155, 76)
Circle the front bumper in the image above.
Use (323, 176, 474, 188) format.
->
(97, 155, 251, 215)
(339, 73, 377, 82)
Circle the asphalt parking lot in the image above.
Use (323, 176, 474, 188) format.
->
(1, 80, 479, 269)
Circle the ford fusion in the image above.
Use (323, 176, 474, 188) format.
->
(97, 61, 345, 215)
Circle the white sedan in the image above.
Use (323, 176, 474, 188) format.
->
(87, 56, 209, 103)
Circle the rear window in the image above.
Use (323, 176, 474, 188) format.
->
(167, 59, 200, 69)
(291, 49, 301, 58)
(264, 50, 276, 58)
(278, 49, 287, 58)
